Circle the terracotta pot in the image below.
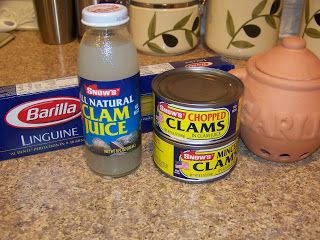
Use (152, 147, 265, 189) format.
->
(230, 36, 320, 162)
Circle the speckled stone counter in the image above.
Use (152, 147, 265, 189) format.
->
(0, 31, 319, 240)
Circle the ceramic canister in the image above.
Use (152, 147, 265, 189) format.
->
(299, 0, 320, 58)
(129, 0, 201, 55)
(152, 68, 244, 145)
(229, 36, 320, 162)
(204, 0, 283, 59)
(153, 128, 239, 183)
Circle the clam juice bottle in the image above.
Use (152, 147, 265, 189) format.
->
(77, 4, 141, 177)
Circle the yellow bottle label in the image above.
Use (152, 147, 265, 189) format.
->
(153, 133, 238, 182)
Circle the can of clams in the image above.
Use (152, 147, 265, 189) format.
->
(152, 67, 244, 145)
(153, 128, 239, 183)
(152, 67, 243, 182)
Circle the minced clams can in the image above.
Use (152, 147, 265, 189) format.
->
(152, 67, 244, 145)
(153, 128, 239, 183)
(152, 67, 244, 182)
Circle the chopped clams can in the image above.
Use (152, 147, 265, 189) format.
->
(152, 68, 243, 182)
(152, 67, 244, 145)
(153, 129, 239, 183)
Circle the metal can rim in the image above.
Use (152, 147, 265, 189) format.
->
(153, 127, 239, 149)
(153, 122, 240, 145)
(152, 67, 244, 108)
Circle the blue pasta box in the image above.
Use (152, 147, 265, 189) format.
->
(0, 77, 84, 161)
(0, 56, 234, 160)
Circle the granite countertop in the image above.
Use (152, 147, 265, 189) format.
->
(0, 31, 319, 240)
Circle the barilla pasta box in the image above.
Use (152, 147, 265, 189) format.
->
(0, 77, 84, 161)
(0, 56, 234, 160)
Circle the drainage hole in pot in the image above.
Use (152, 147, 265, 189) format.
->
(279, 153, 290, 160)
(299, 152, 309, 159)
(260, 149, 271, 156)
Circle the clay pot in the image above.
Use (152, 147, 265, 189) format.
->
(229, 36, 320, 162)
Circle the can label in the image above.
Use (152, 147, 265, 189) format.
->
(154, 95, 241, 143)
(79, 73, 141, 156)
(153, 133, 238, 182)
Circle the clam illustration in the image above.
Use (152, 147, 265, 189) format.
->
(89, 138, 111, 155)
(110, 131, 139, 149)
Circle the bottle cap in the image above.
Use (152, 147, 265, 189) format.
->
(81, 4, 129, 27)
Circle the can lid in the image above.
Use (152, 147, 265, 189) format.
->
(81, 4, 129, 27)
(152, 68, 244, 107)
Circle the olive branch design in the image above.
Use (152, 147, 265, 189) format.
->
(226, 0, 282, 49)
(142, 13, 200, 54)
(301, 0, 320, 38)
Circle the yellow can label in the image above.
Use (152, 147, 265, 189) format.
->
(154, 96, 240, 143)
(154, 134, 238, 182)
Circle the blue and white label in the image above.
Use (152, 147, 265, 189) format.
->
(79, 73, 141, 156)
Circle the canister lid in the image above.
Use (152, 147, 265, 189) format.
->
(255, 36, 320, 81)
(130, 0, 198, 8)
(152, 68, 244, 107)
(82, 4, 129, 27)
(132, 0, 196, 4)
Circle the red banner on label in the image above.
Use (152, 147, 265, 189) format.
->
(84, 84, 120, 97)
(158, 103, 186, 119)
(181, 151, 214, 161)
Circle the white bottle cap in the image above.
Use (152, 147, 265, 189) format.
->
(81, 4, 129, 28)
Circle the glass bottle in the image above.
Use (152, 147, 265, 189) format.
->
(78, 3, 141, 177)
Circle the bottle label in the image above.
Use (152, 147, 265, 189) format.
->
(79, 73, 141, 156)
